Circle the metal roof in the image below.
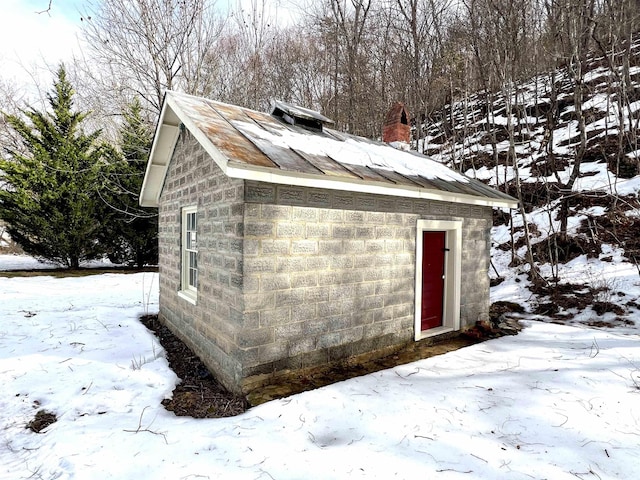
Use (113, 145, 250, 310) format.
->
(140, 91, 518, 209)
(271, 100, 334, 125)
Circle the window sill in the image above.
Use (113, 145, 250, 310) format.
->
(178, 290, 197, 305)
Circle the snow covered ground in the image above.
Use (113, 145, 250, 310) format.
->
(0, 253, 116, 271)
(1, 254, 639, 479)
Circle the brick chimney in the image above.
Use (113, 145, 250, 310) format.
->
(382, 102, 410, 145)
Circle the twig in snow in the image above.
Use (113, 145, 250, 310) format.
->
(123, 406, 167, 444)
(395, 368, 419, 378)
(571, 469, 602, 479)
(590, 338, 600, 358)
(95, 318, 110, 331)
(26, 463, 46, 479)
(82, 381, 93, 395)
(470, 453, 488, 463)
(436, 469, 473, 474)
(552, 413, 569, 427)
(142, 273, 156, 315)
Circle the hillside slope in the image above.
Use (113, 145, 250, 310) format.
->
(420, 39, 640, 328)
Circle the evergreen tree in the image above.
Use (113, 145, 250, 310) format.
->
(0, 65, 113, 269)
(98, 98, 158, 268)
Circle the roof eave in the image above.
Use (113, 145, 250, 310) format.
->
(141, 91, 519, 210)
(226, 162, 519, 209)
(140, 96, 180, 208)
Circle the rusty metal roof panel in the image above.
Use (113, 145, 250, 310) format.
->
(230, 119, 323, 175)
(172, 94, 277, 169)
(336, 162, 394, 182)
(291, 148, 359, 179)
(367, 168, 421, 187)
(243, 112, 354, 178)
(244, 110, 289, 136)
(460, 177, 516, 201)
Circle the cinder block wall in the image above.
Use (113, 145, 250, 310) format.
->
(239, 181, 493, 383)
(158, 131, 246, 392)
(158, 133, 493, 393)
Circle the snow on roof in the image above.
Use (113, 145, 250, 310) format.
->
(140, 91, 518, 208)
(232, 120, 469, 184)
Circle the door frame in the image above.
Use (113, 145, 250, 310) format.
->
(414, 219, 462, 340)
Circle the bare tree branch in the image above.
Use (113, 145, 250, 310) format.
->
(35, 0, 53, 15)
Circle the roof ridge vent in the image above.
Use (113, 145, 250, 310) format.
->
(271, 100, 334, 132)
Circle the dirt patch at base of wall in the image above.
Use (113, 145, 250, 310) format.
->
(141, 313, 522, 413)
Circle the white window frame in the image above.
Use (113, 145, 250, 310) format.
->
(414, 219, 462, 340)
(179, 206, 198, 304)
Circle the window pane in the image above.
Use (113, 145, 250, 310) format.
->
(182, 207, 198, 293)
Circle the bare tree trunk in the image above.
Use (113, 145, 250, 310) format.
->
(328, 0, 371, 134)
(556, 0, 595, 240)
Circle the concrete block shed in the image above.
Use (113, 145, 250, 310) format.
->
(140, 91, 518, 394)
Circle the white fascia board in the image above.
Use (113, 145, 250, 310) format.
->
(140, 163, 172, 207)
(140, 97, 181, 207)
(140, 124, 180, 207)
(225, 163, 519, 209)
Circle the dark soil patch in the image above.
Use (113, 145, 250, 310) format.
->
(530, 156, 570, 177)
(27, 410, 57, 433)
(493, 208, 512, 226)
(592, 301, 626, 316)
(503, 181, 562, 211)
(139, 315, 249, 418)
(457, 151, 504, 172)
(478, 125, 510, 144)
(560, 107, 608, 125)
(490, 301, 525, 321)
(534, 302, 559, 316)
(531, 282, 596, 317)
(531, 233, 600, 263)
(248, 335, 485, 405)
(140, 314, 519, 409)
(567, 192, 612, 210)
(0, 266, 158, 278)
(578, 208, 640, 261)
(584, 317, 635, 328)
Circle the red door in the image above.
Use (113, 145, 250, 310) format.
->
(421, 231, 446, 330)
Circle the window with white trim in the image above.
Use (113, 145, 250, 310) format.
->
(180, 206, 198, 302)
